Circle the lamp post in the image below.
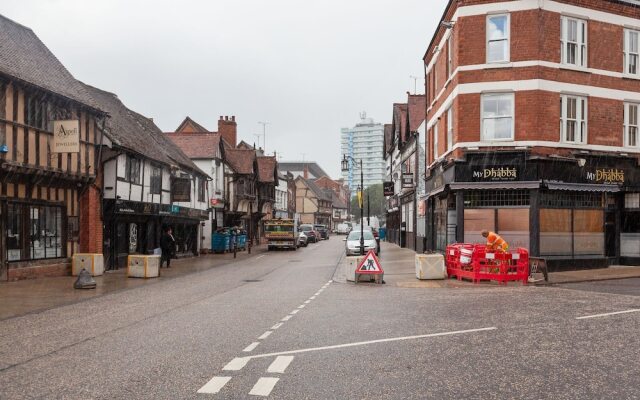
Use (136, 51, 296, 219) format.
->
(342, 155, 364, 256)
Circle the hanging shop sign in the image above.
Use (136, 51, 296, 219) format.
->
(383, 181, 395, 196)
(52, 120, 80, 153)
(401, 173, 414, 189)
(171, 177, 191, 202)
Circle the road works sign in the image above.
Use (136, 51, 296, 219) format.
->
(356, 250, 383, 275)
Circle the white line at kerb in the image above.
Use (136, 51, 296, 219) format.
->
(576, 309, 640, 320)
(243, 342, 260, 352)
(197, 376, 231, 394)
(267, 356, 294, 374)
(249, 377, 279, 397)
(247, 327, 497, 360)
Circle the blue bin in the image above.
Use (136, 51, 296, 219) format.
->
(237, 234, 247, 250)
(379, 227, 387, 241)
(212, 232, 230, 253)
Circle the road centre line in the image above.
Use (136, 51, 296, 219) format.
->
(271, 322, 284, 330)
(249, 377, 279, 397)
(304, 300, 311, 304)
(197, 376, 231, 394)
(240, 327, 497, 361)
(297, 305, 305, 309)
(310, 296, 316, 300)
(576, 309, 640, 320)
(243, 342, 260, 352)
(290, 309, 300, 315)
(267, 356, 295, 374)
(281, 315, 292, 321)
(258, 331, 272, 340)
(255, 255, 266, 260)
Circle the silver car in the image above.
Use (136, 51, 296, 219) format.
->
(344, 230, 378, 256)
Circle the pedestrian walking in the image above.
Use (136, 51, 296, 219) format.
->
(160, 226, 176, 268)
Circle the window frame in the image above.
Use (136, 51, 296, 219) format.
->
(433, 123, 439, 160)
(126, 156, 142, 185)
(447, 36, 453, 79)
(446, 106, 454, 151)
(561, 16, 587, 68)
(150, 164, 162, 195)
(481, 92, 515, 141)
(560, 94, 588, 145)
(624, 102, 640, 148)
(197, 177, 206, 203)
(486, 13, 510, 64)
(624, 28, 640, 77)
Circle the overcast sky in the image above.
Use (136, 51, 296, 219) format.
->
(1, 0, 445, 178)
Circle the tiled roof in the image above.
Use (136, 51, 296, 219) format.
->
(175, 116, 209, 133)
(225, 148, 255, 175)
(407, 94, 427, 133)
(0, 14, 100, 110)
(278, 162, 329, 179)
(81, 83, 202, 173)
(305, 179, 332, 201)
(393, 103, 408, 143)
(331, 191, 348, 209)
(384, 124, 393, 154)
(166, 133, 221, 159)
(257, 156, 277, 183)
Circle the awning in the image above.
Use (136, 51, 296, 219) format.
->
(427, 185, 447, 198)
(449, 181, 541, 190)
(546, 182, 621, 192)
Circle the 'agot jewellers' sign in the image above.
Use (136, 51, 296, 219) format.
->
(471, 167, 518, 181)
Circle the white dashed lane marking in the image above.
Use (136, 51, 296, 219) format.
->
(249, 377, 280, 397)
(281, 315, 292, 322)
(197, 376, 231, 394)
(223, 357, 250, 371)
(576, 308, 640, 320)
(271, 323, 283, 330)
(243, 342, 260, 352)
(267, 356, 294, 374)
(259, 331, 272, 340)
(290, 309, 300, 315)
(298, 305, 305, 309)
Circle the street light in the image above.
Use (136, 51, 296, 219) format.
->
(341, 155, 364, 256)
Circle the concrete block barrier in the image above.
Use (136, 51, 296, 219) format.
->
(127, 255, 161, 278)
(72, 253, 104, 276)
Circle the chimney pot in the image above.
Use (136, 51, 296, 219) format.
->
(219, 116, 223, 121)
(231, 116, 235, 122)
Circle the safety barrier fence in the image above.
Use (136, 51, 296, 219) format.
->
(445, 244, 529, 285)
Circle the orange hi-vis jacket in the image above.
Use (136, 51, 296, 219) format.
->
(486, 231, 509, 252)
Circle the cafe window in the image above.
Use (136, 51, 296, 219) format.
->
(561, 16, 587, 67)
(463, 205, 529, 249)
(624, 103, 639, 148)
(481, 93, 514, 141)
(150, 165, 162, 194)
(126, 157, 141, 185)
(540, 208, 604, 257)
(464, 190, 529, 208)
(7, 203, 64, 261)
(560, 95, 587, 144)
(626, 193, 640, 209)
(541, 191, 603, 208)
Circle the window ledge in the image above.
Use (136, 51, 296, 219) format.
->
(559, 64, 590, 74)
(622, 73, 640, 81)
(485, 61, 513, 69)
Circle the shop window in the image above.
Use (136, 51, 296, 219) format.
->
(7, 203, 64, 262)
(561, 16, 587, 67)
(464, 190, 529, 208)
(624, 103, 639, 148)
(560, 95, 587, 145)
(573, 209, 604, 256)
(150, 166, 162, 194)
(487, 14, 510, 63)
(540, 208, 604, 257)
(626, 193, 640, 209)
(540, 209, 572, 256)
(621, 210, 640, 257)
(624, 29, 640, 76)
(481, 93, 514, 141)
(464, 209, 495, 245)
(126, 157, 141, 185)
(541, 192, 603, 208)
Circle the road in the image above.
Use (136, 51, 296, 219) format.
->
(1, 239, 640, 399)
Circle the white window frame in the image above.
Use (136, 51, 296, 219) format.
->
(560, 16, 587, 68)
(481, 93, 514, 141)
(447, 36, 453, 79)
(624, 102, 640, 148)
(433, 123, 439, 160)
(624, 29, 640, 77)
(446, 107, 454, 151)
(560, 95, 588, 144)
(486, 14, 510, 64)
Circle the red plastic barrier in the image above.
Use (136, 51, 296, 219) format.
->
(445, 244, 529, 285)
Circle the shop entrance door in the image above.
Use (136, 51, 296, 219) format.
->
(116, 222, 129, 269)
(605, 210, 616, 258)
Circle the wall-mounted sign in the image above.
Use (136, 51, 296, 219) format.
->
(401, 173, 414, 189)
(52, 120, 80, 153)
(171, 177, 191, 202)
(471, 167, 518, 181)
(383, 181, 395, 196)
(585, 168, 625, 184)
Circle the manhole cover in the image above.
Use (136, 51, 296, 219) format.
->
(243, 279, 262, 283)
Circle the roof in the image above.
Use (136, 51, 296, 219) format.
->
(393, 103, 408, 143)
(257, 156, 277, 183)
(331, 191, 348, 209)
(225, 148, 255, 175)
(384, 124, 393, 155)
(304, 178, 332, 201)
(166, 133, 221, 159)
(407, 95, 427, 133)
(81, 82, 203, 173)
(278, 162, 330, 180)
(0, 14, 100, 111)
(174, 116, 209, 133)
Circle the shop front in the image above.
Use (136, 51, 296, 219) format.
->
(425, 152, 640, 270)
(385, 195, 400, 245)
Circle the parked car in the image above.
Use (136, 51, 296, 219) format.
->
(344, 230, 378, 256)
(353, 225, 381, 254)
(336, 223, 351, 235)
(314, 224, 329, 240)
(298, 232, 309, 247)
(299, 224, 318, 243)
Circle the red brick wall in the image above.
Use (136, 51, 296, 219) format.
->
(79, 185, 103, 254)
(589, 97, 624, 147)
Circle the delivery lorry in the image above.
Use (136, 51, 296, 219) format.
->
(264, 219, 298, 251)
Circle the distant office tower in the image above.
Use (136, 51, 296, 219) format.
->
(340, 113, 385, 194)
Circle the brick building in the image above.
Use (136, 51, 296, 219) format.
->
(423, 0, 640, 268)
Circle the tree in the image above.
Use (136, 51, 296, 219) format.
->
(350, 183, 384, 223)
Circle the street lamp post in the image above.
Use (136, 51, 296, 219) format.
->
(342, 155, 364, 256)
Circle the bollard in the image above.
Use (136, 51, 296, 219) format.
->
(74, 268, 96, 289)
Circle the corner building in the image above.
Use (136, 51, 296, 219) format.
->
(423, 0, 640, 269)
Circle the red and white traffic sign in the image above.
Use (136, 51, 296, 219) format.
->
(356, 250, 384, 275)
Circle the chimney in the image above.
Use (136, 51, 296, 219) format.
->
(218, 115, 237, 147)
(303, 164, 309, 179)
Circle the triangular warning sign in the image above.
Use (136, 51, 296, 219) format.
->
(356, 250, 383, 274)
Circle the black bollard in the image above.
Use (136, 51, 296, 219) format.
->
(74, 268, 97, 289)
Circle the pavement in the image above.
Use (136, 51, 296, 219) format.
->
(2, 238, 640, 398)
(0, 245, 268, 321)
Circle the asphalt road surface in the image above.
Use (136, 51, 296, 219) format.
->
(1, 239, 640, 399)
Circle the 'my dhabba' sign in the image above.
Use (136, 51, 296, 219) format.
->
(52, 120, 80, 153)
